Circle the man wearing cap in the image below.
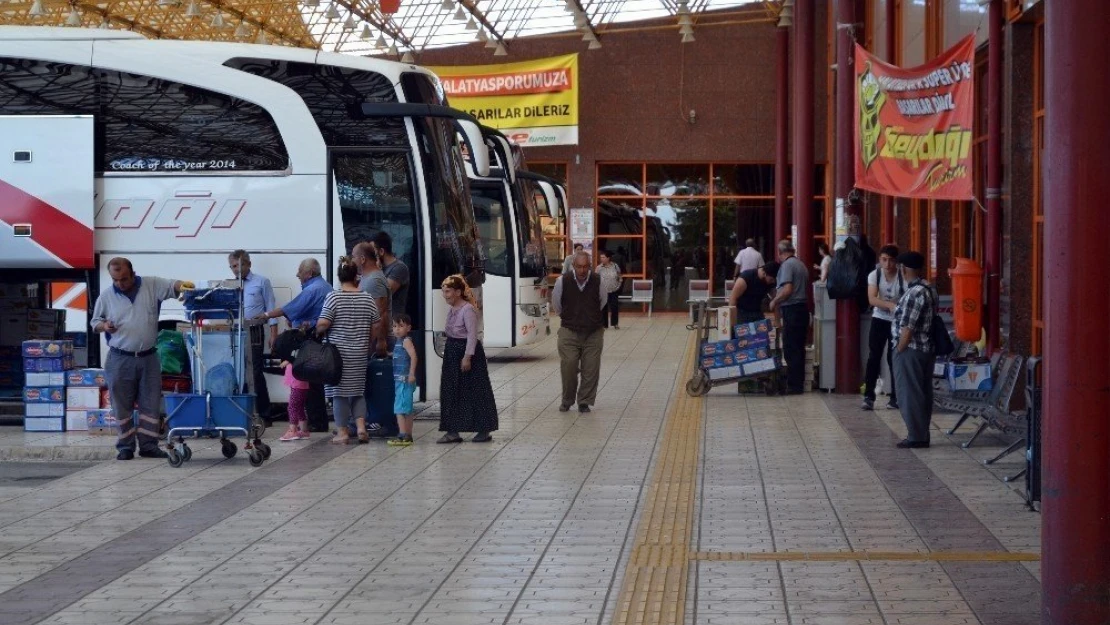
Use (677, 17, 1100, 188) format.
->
(91, 257, 194, 461)
(728, 261, 780, 324)
(890, 251, 936, 449)
(769, 240, 811, 394)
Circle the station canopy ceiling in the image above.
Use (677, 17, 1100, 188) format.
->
(1, 0, 781, 59)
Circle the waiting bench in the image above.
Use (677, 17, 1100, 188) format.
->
(937, 353, 1025, 449)
(617, 279, 654, 317)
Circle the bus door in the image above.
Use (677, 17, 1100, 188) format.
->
(328, 148, 425, 386)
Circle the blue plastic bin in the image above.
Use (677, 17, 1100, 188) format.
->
(164, 393, 254, 432)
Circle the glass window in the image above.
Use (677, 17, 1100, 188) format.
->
(597, 198, 644, 236)
(0, 57, 289, 172)
(646, 164, 710, 197)
(597, 164, 643, 196)
(332, 152, 420, 299)
(902, 0, 927, 67)
(597, 236, 643, 284)
(530, 162, 567, 186)
(713, 164, 776, 196)
(470, 182, 512, 277)
(226, 58, 407, 149)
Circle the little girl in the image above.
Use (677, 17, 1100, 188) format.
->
(387, 314, 418, 447)
(279, 360, 310, 442)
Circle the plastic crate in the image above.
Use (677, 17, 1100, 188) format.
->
(182, 288, 242, 312)
(164, 393, 254, 431)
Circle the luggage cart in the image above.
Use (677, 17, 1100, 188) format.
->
(162, 287, 270, 468)
(685, 301, 786, 397)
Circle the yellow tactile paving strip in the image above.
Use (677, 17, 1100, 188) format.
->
(614, 333, 1040, 625)
(615, 332, 703, 625)
(689, 550, 1041, 562)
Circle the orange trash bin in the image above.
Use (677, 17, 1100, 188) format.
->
(948, 257, 983, 343)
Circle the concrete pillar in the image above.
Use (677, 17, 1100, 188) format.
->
(792, 0, 815, 271)
(1042, 1, 1110, 622)
(834, 0, 860, 393)
(775, 24, 790, 243)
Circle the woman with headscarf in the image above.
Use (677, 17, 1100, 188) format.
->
(437, 274, 498, 443)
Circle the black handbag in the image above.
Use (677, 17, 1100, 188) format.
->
(929, 288, 955, 356)
(292, 338, 343, 386)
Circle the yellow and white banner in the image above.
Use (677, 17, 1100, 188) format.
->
(428, 53, 579, 147)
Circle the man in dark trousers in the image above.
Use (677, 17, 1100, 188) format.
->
(891, 251, 936, 449)
(862, 245, 904, 411)
(228, 250, 278, 424)
(551, 251, 608, 413)
(727, 261, 780, 323)
(769, 240, 811, 394)
(91, 257, 193, 460)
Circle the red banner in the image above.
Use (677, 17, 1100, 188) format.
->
(855, 35, 976, 200)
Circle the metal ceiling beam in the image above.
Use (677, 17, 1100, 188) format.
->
(567, 0, 599, 42)
(457, 0, 506, 43)
(331, 0, 414, 48)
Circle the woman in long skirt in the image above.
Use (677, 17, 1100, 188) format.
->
(437, 274, 498, 443)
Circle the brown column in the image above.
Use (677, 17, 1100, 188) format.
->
(833, 0, 860, 393)
(1042, 1, 1110, 623)
(775, 24, 791, 243)
(792, 0, 814, 271)
(985, 0, 1003, 353)
(880, 0, 896, 244)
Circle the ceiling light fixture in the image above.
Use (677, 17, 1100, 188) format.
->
(343, 14, 356, 30)
(99, 16, 112, 28)
(454, 6, 466, 20)
(211, 12, 226, 27)
(681, 31, 694, 43)
(677, 14, 691, 25)
(582, 30, 595, 41)
(494, 42, 507, 56)
(588, 38, 601, 50)
(184, 0, 202, 18)
(256, 29, 268, 44)
(157, 0, 181, 7)
(234, 21, 250, 37)
(27, 0, 46, 17)
(325, 3, 340, 20)
(476, 29, 488, 42)
(65, 7, 82, 26)
(484, 36, 497, 49)
(388, 42, 399, 55)
(465, 17, 477, 30)
(440, 0, 453, 10)
(305, 0, 320, 7)
(679, 23, 692, 35)
(360, 23, 372, 39)
(375, 34, 387, 48)
(401, 50, 414, 63)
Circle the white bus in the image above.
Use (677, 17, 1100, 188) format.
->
(466, 128, 554, 348)
(0, 27, 493, 402)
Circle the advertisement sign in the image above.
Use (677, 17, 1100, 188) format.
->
(855, 35, 976, 200)
(568, 207, 594, 251)
(428, 54, 579, 147)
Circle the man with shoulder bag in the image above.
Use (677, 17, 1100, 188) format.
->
(890, 251, 937, 449)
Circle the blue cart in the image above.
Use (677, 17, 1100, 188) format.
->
(162, 290, 270, 467)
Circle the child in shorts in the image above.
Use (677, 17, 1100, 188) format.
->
(279, 360, 310, 442)
(387, 315, 418, 447)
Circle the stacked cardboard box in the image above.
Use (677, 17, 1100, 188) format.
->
(698, 319, 778, 382)
(64, 368, 112, 432)
(22, 339, 75, 431)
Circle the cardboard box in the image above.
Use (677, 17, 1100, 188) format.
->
(23, 356, 75, 372)
(0, 316, 28, 347)
(713, 307, 734, 342)
(66, 386, 102, 409)
(24, 402, 65, 417)
(24, 417, 64, 432)
(0, 284, 38, 299)
(708, 365, 742, 381)
(25, 321, 61, 340)
(86, 408, 137, 435)
(25, 309, 64, 324)
(64, 332, 89, 348)
(72, 348, 88, 368)
(66, 368, 108, 388)
(734, 319, 772, 338)
(65, 409, 90, 431)
(25, 372, 66, 386)
(742, 358, 778, 376)
(947, 363, 993, 392)
(22, 386, 65, 403)
(21, 340, 73, 358)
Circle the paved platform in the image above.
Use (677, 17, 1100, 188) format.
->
(0, 316, 1041, 625)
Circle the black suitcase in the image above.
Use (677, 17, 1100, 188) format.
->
(364, 355, 397, 437)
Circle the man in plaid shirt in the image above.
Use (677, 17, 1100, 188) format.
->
(890, 251, 935, 449)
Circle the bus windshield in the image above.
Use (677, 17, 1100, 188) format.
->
(513, 177, 547, 278)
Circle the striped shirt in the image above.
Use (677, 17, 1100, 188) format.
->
(319, 290, 379, 397)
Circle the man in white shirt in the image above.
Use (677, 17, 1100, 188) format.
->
(734, 239, 765, 277)
(862, 245, 905, 410)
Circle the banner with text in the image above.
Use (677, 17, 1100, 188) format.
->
(855, 35, 975, 200)
(429, 54, 579, 147)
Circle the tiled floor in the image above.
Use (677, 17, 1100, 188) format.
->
(0, 316, 1041, 625)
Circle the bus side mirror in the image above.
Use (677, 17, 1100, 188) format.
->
(456, 120, 490, 177)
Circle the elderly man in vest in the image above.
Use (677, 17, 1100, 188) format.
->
(551, 250, 608, 413)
